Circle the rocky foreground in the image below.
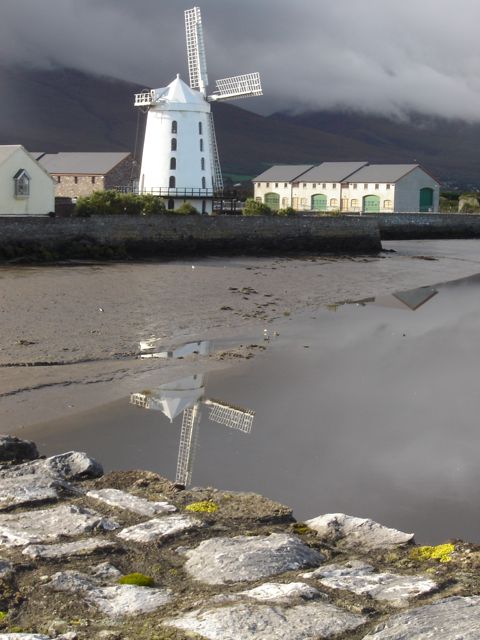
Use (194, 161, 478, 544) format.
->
(0, 436, 479, 639)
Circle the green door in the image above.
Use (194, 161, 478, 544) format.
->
(419, 188, 434, 212)
(311, 194, 327, 211)
(363, 195, 380, 213)
(265, 193, 280, 210)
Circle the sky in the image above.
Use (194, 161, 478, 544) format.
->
(2, 0, 480, 120)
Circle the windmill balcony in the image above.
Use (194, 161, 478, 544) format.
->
(114, 186, 219, 198)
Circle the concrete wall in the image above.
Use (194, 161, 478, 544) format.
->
(0, 148, 55, 215)
(0, 215, 381, 262)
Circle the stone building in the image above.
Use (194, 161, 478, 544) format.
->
(0, 145, 55, 215)
(253, 163, 440, 213)
(34, 152, 136, 199)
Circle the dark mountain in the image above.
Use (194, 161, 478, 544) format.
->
(1, 66, 479, 189)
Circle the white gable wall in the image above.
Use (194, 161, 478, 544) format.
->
(0, 147, 55, 215)
(394, 167, 439, 212)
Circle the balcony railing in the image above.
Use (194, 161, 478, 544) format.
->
(113, 186, 220, 198)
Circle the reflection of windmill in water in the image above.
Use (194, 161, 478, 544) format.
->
(130, 374, 254, 487)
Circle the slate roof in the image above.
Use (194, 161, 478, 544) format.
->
(347, 164, 423, 183)
(37, 152, 131, 175)
(298, 162, 368, 182)
(253, 165, 314, 182)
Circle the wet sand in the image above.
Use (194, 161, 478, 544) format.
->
(2, 239, 480, 431)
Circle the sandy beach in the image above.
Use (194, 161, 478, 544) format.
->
(2, 239, 480, 431)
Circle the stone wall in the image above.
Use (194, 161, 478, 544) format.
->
(368, 213, 480, 239)
(0, 215, 381, 261)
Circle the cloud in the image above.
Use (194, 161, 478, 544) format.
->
(2, 0, 480, 120)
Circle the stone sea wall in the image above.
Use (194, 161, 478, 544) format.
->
(370, 213, 480, 240)
(0, 215, 381, 261)
(0, 435, 479, 640)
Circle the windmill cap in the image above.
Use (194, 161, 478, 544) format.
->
(151, 75, 210, 112)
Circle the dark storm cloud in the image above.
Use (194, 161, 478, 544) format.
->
(2, 0, 480, 119)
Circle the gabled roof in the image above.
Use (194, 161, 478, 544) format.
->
(299, 162, 368, 182)
(348, 164, 424, 183)
(253, 165, 314, 182)
(0, 145, 54, 181)
(37, 152, 131, 175)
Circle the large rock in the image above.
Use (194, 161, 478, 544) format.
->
(184, 533, 325, 585)
(0, 435, 38, 462)
(0, 475, 79, 511)
(117, 514, 202, 543)
(363, 596, 480, 639)
(165, 601, 366, 639)
(305, 513, 414, 549)
(49, 570, 172, 618)
(87, 488, 176, 516)
(303, 561, 437, 606)
(0, 504, 119, 547)
(23, 538, 118, 560)
(0, 451, 103, 481)
(238, 582, 321, 602)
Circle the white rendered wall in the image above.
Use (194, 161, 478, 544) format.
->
(140, 106, 213, 194)
(0, 148, 55, 215)
(394, 168, 440, 212)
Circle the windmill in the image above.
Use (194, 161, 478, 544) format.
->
(130, 374, 255, 487)
(134, 6, 262, 213)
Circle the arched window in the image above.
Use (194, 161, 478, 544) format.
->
(171, 120, 177, 134)
(168, 198, 175, 210)
(169, 176, 176, 188)
(351, 198, 359, 210)
(200, 139, 203, 152)
(330, 198, 338, 208)
(198, 121, 203, 135)
(202, 177, 206, 189)
(171, 138, 177, 151)
(170, 157, 176, 170)
(383, 199, 393, 210)
(201, 157, 205, 170)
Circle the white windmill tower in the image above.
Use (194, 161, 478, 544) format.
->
(134, 6, 263, 214)
(130, 373, 255, 487)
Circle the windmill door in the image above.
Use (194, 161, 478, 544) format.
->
(363, 195, 380, 213)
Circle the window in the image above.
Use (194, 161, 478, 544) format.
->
(341, 198, 348, 210)
(386, 184, 391, 190)
(171, 120, 177, 134)
(384, 199, 393, 210)
(56, 176, 61, 183)
(170, 157, 176, 170)
(168, 198, 175, 210)
(284, 183, 288, 188)
(364, 184, 368, 189)
(332, 184, 336, 189)
(198, 121, 203, 135)
(353, 184, 357, 189)
(257, 183, 261, 187)
(301, 198, 307, 206)
(266, 183, 270, 187)
(282, 197, 288, 206)
(330, 198, 338, 208)
(255, 197, 262, 202)
(74, 176, 78, 184)
(202, 177, 206, 189)
(322, 183, 326, 189)
(169, 176, 176, 188)
(13, 169, 30, 197)
(303, 183, 307, 188)
(375, 184, 379, 190)
(171, 138, 177, 151)
(200, 139, 203, 152)
(351, 198, 359, 209)
(275, 183, 279, 188)
(312, 184, 316, 188)
(201, 158, 205, 170)
(91, 176, 96, 184)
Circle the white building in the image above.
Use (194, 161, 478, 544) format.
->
(0, 145, 55, 216)
(253, 163, 440, 213)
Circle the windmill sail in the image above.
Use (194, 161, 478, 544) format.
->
(208, 112, 223, 192)
(185, 7, 209, 94)
(205, 399, 255, 433)
(176, 404, 201, 486)
(209, 73, 263, 102)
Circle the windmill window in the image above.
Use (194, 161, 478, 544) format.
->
(201, 157, 205, 170)
(13, 169, 30, 197)
(169, 176, 176, 188)
(200, 139, 204, 152)
(171, 138, 177, 151)
(171, 120, 177, 134)
(170, 157, 176, 170)
(202, 177, 206, 189)
(198, 122, 203, 135)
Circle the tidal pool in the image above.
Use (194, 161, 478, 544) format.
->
(25, 273, 480, 544)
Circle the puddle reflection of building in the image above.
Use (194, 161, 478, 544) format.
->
(375, 286, 438, 311)
(130, 374, 255, 487)
(139, 339, 210, 359)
